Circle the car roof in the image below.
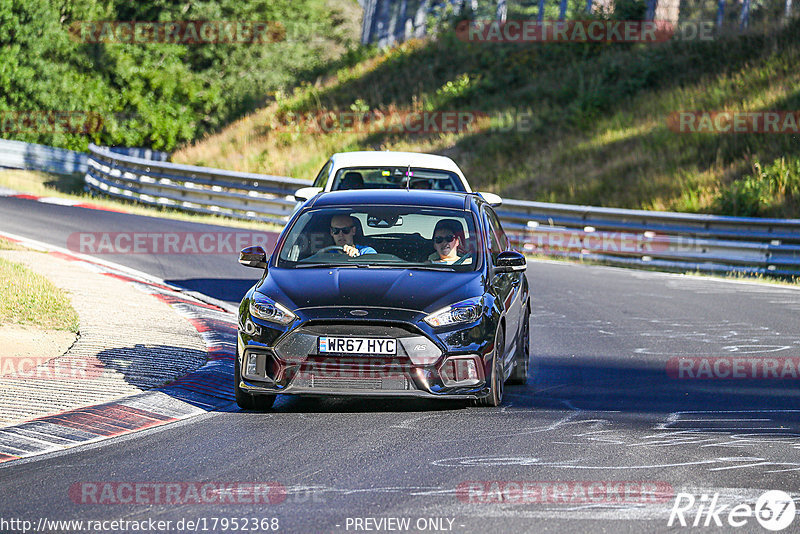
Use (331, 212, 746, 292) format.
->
(308, 189, 479, 211)
(329, 151, 466, 178)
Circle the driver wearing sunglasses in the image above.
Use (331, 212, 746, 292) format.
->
(428, 219, 471, 265)
(330, 214, 377, 257)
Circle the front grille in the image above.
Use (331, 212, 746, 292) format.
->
(293, 375, 411, 390)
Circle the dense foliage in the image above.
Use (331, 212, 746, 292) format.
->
(0, 0, 355, 150)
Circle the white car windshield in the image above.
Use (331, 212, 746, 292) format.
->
(276, 206, 480, 271)
(330, 167, 464, 192)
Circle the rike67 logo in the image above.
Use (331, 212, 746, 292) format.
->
(668, 491, 796, 531)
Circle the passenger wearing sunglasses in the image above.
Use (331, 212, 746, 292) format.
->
(427, 219, 471, 265)
(329, 214, 377, 257)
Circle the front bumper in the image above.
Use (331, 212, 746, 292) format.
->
(237, 320, 491, 399)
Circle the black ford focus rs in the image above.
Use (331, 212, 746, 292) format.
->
(235, 189, 530, 409)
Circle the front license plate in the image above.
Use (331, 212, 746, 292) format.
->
(318, 336, 397, 355)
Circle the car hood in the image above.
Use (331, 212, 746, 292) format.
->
(257, 267, 485, 313)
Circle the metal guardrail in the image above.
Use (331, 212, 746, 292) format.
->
(0, 138, 88, 175)
(85, 144, 310, 225)
(2, 139, 798, 277)
(104, 146, 171, 162)
(498, 199, 800, 276)
(0, 139, 171, 174)
(82, 143, 800, 277)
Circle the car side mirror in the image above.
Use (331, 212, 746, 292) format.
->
(294, 186, 322, 202)
(479, 192, 503, 206)
(494, 250, 526, 273)
(239, 246, 268, 269)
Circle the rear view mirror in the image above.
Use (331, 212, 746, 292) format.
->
(239, 246, 268, 269)
(367, 215, 403, 228)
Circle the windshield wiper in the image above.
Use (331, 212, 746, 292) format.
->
(347, 263, 446, 270)
(294, 263, 339, 269)
(405, 264, 455, 272)
(294, 263, 368, 269)
(295, 263, 454, 271)
(348, 263, 457, 271)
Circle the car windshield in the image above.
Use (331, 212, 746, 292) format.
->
(276, 206, 480, 271)
(330, 167, 464, 192)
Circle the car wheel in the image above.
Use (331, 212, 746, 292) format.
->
(508, 312, 530, 385)
(235, 351, 276, 411)
(476, 328, 504, 407)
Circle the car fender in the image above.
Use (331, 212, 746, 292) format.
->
(480, 293, 505, 372)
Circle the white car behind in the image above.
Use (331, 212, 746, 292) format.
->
(294, 151, 501, 206)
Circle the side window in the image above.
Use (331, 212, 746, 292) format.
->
(312, 160, 332, 189)
(484, 209, 503, 259)
(485, 208, 508, 252)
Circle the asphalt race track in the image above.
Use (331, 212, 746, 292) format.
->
(2, 196, 800, 533)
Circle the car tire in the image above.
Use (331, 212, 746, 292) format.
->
(476, 328, 504, 407)
(235, 351, 276, 411)
(508, 311, 530, 385)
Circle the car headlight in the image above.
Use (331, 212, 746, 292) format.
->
(424, 297, 483, 327)
(249, 293, 296, 325)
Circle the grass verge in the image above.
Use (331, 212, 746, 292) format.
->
(0, 237, 27, 251)
(0, 251, 80, 332)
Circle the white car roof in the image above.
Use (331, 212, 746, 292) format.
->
(329, 151, 469, 190)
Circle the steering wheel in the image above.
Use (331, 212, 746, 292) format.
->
(316, 245, 345, 254)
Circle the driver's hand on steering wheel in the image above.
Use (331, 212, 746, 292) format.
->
(342, 244, 360, 257)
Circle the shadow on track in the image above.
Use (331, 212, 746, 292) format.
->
(267, 395, 470, 414)
(95, 344, 208, 390)
(503, 354, 800, 429)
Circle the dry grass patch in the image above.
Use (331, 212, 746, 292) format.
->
(0, 256, 79, 332)
(172, 19, 800, 218)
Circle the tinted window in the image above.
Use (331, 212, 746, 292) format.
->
(485, 207, 509, 250)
